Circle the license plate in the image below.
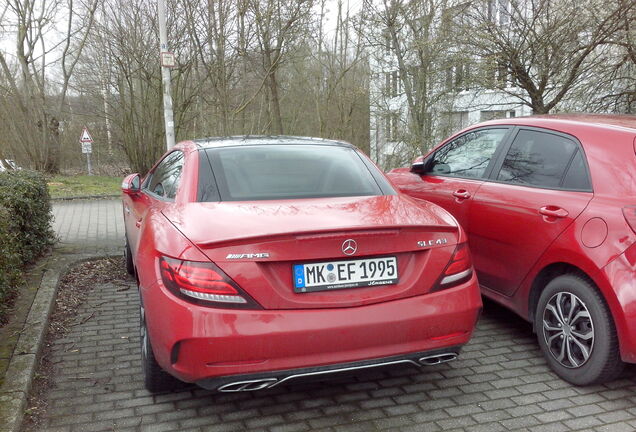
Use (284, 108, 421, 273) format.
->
(293, 256, 398, 293)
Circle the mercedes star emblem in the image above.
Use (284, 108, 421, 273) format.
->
(342, 239, 357, 256)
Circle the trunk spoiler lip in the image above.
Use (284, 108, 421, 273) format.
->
(191, 224, 459, 249)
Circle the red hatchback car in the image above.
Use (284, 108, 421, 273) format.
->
(388, 114, 636, 385)
(121, 136, 482, 392)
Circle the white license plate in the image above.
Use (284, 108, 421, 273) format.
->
(293, 256, 398, 293)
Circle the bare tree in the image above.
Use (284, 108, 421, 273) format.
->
(576, 10, 636, 113)
(181, 0, 241, 136)
(463, 0, 634, 114)
(0, 0, 97, 172)
(362, 0, 465, 164)
(74, 0, 202, 174)
(282, 0, 370, 150)
(247, 0, 313, 134)
(1, 0, 372, 174)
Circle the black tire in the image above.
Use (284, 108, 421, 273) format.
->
(140, 303, 182, 393)
(535, 274, 623, 385)
(124, 237, 135, 275)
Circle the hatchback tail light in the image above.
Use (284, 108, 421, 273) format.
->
(160, 257, 261, 309)
(623, 206, 636, 234)
(432, 243, 474, 292)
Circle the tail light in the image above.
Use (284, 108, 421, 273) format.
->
(159, 257, 261, 309)
(432, 243, 474, 292)
(623, 206, 636, 234)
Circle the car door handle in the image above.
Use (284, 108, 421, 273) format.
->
(539, 206, 569, 218)
(135, 219, 142, 228)
(452, 190, 471, 199)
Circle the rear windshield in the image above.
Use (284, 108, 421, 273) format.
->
(199, 144, 386, 201)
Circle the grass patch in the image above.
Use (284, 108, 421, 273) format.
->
(47, 175, 121, 199)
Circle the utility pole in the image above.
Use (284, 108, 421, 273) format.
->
(157, 0, 175, 150)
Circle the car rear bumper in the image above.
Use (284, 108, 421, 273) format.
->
(142, 273, 482, 386)
(197, 347, 462, 391)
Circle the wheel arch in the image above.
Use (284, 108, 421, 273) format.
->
(528, 262, 597, 329)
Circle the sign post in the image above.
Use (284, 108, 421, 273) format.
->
(158, 0, 176, 150)
(79, 127, 94, 176)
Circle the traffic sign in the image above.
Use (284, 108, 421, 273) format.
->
(80, 127, 93, 143)
(161, 52, 176, 68)
(79, 127, 94, 175)
(81, 142, 92, 154)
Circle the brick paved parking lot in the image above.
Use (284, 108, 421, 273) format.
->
(26, 275, 636, 432)
(52, 199, 124, 255)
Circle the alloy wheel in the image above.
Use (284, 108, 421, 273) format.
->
(140, 305, 148, 360)
(542, 292, 594, 368)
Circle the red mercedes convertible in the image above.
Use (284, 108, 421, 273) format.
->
(121, 136, 481, 392)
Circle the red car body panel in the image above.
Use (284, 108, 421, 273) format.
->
(468, 183, 592, 296)
(388, 115, 636, 363)
(142, 271, 480, 382)
(123, 138, 482, 388)
(161, 196, 461, 309)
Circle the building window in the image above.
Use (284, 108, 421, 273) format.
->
(446, 63, 470, 91)
(480, 110, 508, 121)
(482, 58, 512, 89)
(499, 0, 510, 25)
(384, 71, 401, 97)
(487, 0, 512, 25)
(385, 112, 400, 141)
(440, 111, 469, 134)
(383, 29, 394, 55)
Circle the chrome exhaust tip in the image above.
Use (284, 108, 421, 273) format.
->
(418, 352, 458, 366)
(217, 378, 278, 392)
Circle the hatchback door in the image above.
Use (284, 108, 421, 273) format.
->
(396, 128, 512, 231)
(469, 127, 593, 296)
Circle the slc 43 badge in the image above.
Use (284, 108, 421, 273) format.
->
(417, 238, 448, 247)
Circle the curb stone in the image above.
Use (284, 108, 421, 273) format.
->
(0, 252, 123, 432)
(50, 194, 119, 201)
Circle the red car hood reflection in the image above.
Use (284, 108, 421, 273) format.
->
(161, 195, 458, 246)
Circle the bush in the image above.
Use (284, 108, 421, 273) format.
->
(0, 170, 55, 323)
(0, 170, 55, 264)
(0, 206, 21, 322)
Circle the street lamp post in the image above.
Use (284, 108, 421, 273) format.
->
(157, 0, 175, 150)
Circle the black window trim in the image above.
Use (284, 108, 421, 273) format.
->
(486, 126, 593, 193)
(426, 126, 515, 181)
(357, 151, 397, 196)
(142, 149, 185, 202)
(196, 149, 221, 202)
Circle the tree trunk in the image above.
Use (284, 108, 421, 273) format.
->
(265, 50, 284, 135)
(44, 117, 61, 173)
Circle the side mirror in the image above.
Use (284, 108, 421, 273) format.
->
(122, 173, 141, 195)
(411, 155, 431, 175)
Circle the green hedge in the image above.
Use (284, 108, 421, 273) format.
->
(0, 205, 21, 321)
(0, 170, 55, 322)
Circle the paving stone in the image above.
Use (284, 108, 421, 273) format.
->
(564, 415, 604, 429)
(595, 422, 636, 432)
(566, 403, 605, 417)
(529, 422, 572, 432)
(500, 414, 541, 429)
(534, 410, 573, 423)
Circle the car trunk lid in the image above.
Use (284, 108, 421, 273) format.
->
(162, 195, 462, 309)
